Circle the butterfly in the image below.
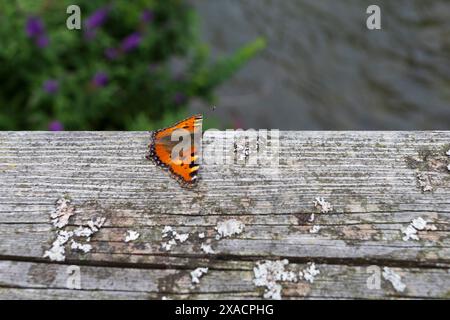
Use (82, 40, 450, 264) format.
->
(146, 114, 203, 188)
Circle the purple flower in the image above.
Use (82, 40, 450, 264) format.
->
(26, 16, 50, 48)
(43, 79, 59, 94)
(104, 47, 119, 60)
(121, 33, 141, 52)
(26, 16, 44, 38)
(92, 72, 109, 87)
(48, 121, 64, 131)
(36, 34, 49, 48)
(85, 7, 109, 29)
(174, 92, 186, 105)
(141, 9, 154, 23)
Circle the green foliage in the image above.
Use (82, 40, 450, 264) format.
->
(0, 0, 265, 130)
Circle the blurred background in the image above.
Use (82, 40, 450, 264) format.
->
(1, 0, 449, 131)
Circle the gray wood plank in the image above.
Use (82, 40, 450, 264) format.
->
(0, 260, 448, 299)
(0, 131, 449, 299)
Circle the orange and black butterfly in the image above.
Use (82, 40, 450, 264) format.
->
(146, 114, 202, 188)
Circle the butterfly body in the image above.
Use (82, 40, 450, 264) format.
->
(146, 114, 202, 188)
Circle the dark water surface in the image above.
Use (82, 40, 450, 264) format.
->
(191, 0, 450, 130)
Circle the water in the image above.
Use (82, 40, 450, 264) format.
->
(190, 0, 450, 130)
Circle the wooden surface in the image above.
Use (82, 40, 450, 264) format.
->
(0, 131, 449, 300)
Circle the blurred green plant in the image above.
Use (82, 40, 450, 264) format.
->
(0, 0, 265, 130)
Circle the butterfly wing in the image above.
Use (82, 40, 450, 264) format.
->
(147, 114, 202, 187)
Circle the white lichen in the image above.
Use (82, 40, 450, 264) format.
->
(80, 217, 106, 239)
(70, 240, 92, 253)
(51, 198, 75, 229)
(162, 226, 173, 238)
(160, 226, 189, 251)
(302, 263, 320, 283)
(161, 238, 177, 251)
(43, 230, 73, 262)
(87, 216, 106, 232)
(309, 225, 321, 234)
(308, 213, 315, 223)
(43, 243, 65, 262)
(215, 219, 245, 240)
(175, 233, 189, 243)
(125, 230, 140, 243)
(416, 173, 433, 192)
(198, 232, 205, 239)
(382, 267, 406, 292)
(201, 243, 215, 254)
(402, 225, 419, 241)
(44, 197, 106, 261)
(191, 267, 208, 284)
(73, 226, 94, 238)
(314, 197, 333, 213)
(411, 217, 429, 230)
(253, 259, 299, 300)
(402, 217, 437, 241)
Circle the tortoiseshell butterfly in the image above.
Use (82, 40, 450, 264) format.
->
(146, 114, 202, 188)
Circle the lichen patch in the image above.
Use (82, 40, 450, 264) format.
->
(43, 230, 73, 262)
(200, 243, 215, 254)
(160, 226, 190, 251)
(253, 260, 321, 299)
(191, 267, 208, 284)
(402, 217, 437, 241)
(215, 219, 245, 240)
(253, 259, 299, 300)
(314, 197, 333, 213)
(125, 230, 140, 243)
(44, 197, 106, 261)
(382, 267, 406, 292)
(51, 198, 75, 229)
(302, 263, 320, 284)
(70, 240, 92, 253)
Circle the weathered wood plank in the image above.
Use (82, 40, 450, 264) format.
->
(0, 261, 448, 299)
(0, 131, 449, 299)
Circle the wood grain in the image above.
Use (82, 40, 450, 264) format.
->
(0, 131, 449, 299)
